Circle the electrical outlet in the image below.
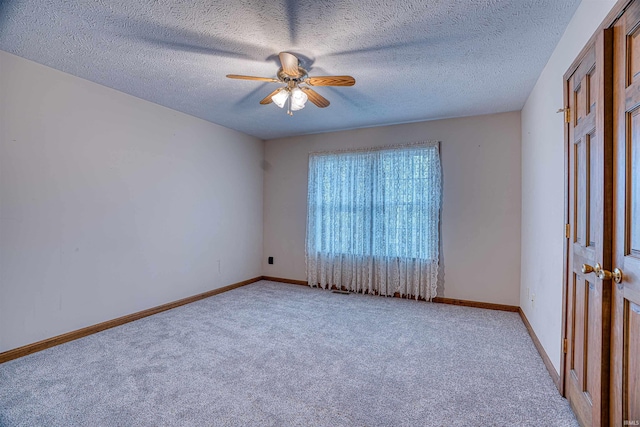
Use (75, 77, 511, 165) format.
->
(531, 292, 535, 308)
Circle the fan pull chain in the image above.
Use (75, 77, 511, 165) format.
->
(287, 94, 293, 116)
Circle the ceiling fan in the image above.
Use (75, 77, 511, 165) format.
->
(226, 52, 356, 116)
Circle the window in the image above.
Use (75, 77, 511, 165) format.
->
(307, 143, 441, 260)
(306, 142, 441, 300)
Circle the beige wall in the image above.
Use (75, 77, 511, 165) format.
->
(263, 112, 522, 305)
(0, 51, 264, 353)
(520, 0, 617, 374)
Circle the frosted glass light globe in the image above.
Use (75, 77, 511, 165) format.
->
(272, 89, 289, 108)
(290, 87, 308, 111)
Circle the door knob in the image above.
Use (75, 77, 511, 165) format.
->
(596, 267, 624, 284)
(582, 263, 602, 274)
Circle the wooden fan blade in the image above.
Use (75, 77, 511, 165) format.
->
(301, 87, 330, 108)
(226, 74, 279, 82)
(260, 88, 283, 105)
(279, 52, 300, 77)
(305, 76, 356, 86)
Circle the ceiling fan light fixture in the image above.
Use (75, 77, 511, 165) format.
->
(290, 87, 308, 111)
(272, 88, 289, 108)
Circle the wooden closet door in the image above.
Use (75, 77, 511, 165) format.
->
(612, 2, 640, 424)
(565, 29, 613, 427)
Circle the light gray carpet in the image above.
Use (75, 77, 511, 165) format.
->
(0, 280, 577, 426)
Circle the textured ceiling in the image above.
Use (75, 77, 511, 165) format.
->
(0, 0, 581, 140)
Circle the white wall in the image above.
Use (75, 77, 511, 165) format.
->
(263, 112, 522, 305)
(0, 51, 264, 353)
(520, 0, 617, 374)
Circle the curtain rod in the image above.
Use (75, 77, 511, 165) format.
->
(308, 140, 440, 156)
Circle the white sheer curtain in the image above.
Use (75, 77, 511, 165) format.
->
(306, 142, 442, 300)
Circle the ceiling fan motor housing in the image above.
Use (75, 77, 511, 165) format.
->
(277, 67, 308, 82)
